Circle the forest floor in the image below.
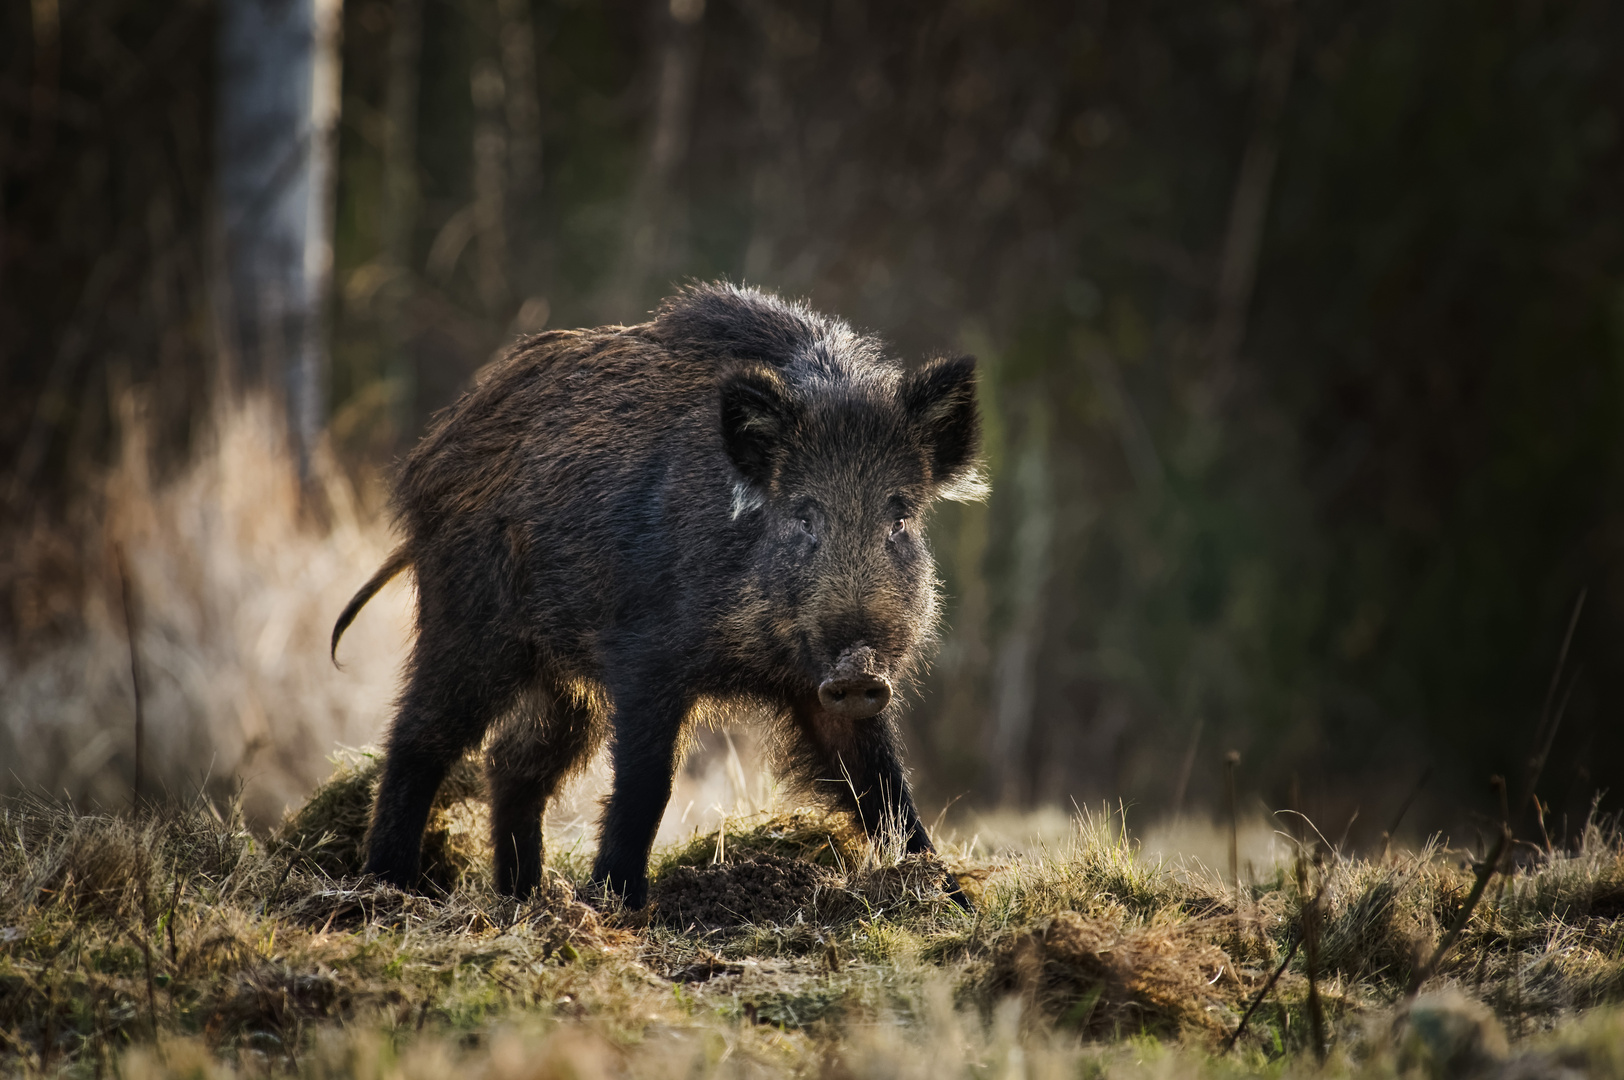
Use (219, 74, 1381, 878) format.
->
(4, 753, 1624, 1079)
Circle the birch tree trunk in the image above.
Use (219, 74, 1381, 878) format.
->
(213, 0, 342, 485)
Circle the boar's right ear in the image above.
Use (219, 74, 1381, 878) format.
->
(901, 355, 988, 502)
(720, 366, 793, 514)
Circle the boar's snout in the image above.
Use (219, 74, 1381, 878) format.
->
(817, 645, 892, 719)
(818, 675, 892, 718)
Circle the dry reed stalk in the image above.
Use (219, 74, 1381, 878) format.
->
(116, 544, 145, 807)
(1519, 589, 1586, 816)
(1297, 848, 1326, 1062)
(1223, 931, 1300, 1053)
(1224, 750, 1240, 895)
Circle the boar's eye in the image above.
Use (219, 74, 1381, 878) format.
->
(886, 496, 912, 544)
(794, 503, 822, 543)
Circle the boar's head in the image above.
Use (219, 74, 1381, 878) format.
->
(721, 356, 984, 719)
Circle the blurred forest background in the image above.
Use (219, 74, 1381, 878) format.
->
(4, 0, 1624, 847)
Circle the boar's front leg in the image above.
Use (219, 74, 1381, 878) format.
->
(591, 679, 690, 908)
(792, 704, 973, 910)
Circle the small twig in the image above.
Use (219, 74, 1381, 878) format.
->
(1533, 796, 1553, 857)
(1223, 933, 1301, 1053)
(165, 855, 183, 966)
(1407, 824, 1510, 996)
(266, 846, 303, 915)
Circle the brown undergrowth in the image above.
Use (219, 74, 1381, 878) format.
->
(4, 763, 1624, 1077)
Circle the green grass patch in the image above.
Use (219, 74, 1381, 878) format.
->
(4, 765, 1624, 1077)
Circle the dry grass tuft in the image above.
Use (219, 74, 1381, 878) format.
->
(1, 396, 411, 823)
(1317, 850, 1443, 986)
(973, 910, 1242, 1037)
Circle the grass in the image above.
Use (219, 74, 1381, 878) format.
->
(4, 761, 1624, 1078)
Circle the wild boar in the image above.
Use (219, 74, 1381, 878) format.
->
(332, 282, 985, 908)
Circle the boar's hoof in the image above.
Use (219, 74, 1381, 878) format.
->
(818, 675, 892, 719)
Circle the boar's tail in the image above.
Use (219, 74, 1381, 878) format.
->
(331, 546, 412, 665)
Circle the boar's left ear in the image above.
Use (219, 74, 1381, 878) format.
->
(720, 365, 795, 514)
(900, 355, 988, 502)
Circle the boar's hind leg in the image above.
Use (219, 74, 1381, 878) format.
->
(365, 638, 525, 890)
(487, 684, 603, 898)
(591, 683, 691, 909)
(791, 710, 973, 911)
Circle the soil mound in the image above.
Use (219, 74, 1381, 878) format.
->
(652, 853, 836, 931)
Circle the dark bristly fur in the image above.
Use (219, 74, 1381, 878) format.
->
(332, 283, 986, 908)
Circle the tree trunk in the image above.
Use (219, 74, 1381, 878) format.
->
(608, 0, 705, 322)
(470, 56, 511, 318)
(213, 0, 342, 485)
(379, 0, 423, 440)
(498, 0, 545, 316)
(989, 394, 1054, 805)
